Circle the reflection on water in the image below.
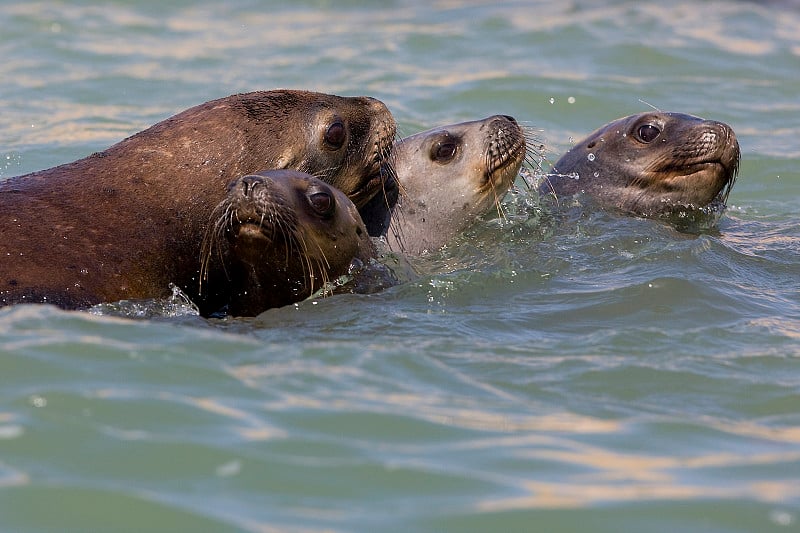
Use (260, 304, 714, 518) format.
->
(480, 477, 800, 511)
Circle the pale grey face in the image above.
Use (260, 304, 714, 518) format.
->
(385, 115, 526, 255)
(544, 112, 740, 216)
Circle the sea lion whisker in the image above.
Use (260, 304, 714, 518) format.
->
(309, 241, 333, 295)
(492, 185, 509, 222)
(524, 144, 549, 173)
(538, 173, 560, 205)
(296, 237, 314, 292)
(310, 165, 339, 182)
(719, 154, 740, 204)
(274, 212, 297, 270)
(638, 99, 663, 112)
(199, 199, 236, 293)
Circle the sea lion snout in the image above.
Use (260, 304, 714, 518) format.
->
(706, 120, 740, 170)
(233, 174, 270, 198)
(495, 114, 518, 125)
(486, 115, 527, 178)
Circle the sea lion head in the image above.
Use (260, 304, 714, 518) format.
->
(232, 91, 397, 208)
(366, 114, 526, 255)
(200, 169, 374, 316)
(545, 112, 740, 216)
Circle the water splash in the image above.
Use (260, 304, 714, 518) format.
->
(88, 283, 200, 319)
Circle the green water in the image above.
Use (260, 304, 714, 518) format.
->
(1, 1, 799, 531)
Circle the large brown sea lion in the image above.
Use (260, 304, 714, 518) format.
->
(360, 115, 528, 255)
(0, 90, 396, 315)
(540, 112, 740, 217)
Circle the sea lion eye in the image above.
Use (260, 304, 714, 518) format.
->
(637, 124, 661, 143)
(323, 121, 346, 150)
(307, 189, 336, 218)
(432, 141, 458, 162)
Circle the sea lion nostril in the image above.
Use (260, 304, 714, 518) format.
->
(239, 175, 264, 196)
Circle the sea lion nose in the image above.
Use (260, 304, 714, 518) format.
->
(713, 121, 733, 143)
(363, 96, 390, 115)
(239, 174, 265, 197)
(710, 121, 740, 167)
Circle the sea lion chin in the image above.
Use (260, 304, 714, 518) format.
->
(540, 112, 740, 217)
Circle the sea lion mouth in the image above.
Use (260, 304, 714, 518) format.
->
(485, 154, 523, 191)
(232, 219, 281, 242)
(651, 154, 739, 203)
(348, 170, 387, 208)
(350, 116, 397, 207)
(647, 120, 741, 203)
(626, 157, 740, 217)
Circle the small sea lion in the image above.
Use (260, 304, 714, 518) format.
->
(0, 90, 396, 314)
(540, 112, 740, 217)
(200, 170, 375, 316)
(360, 115, 528, 255)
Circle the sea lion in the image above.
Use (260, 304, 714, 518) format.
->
(360, 115, 528, 255)
(0, 90, 396, 315)
(199, 170, 375, 316)
(539, 112, 740, 217)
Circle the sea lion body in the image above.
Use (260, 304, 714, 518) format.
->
(541, 112, 740, 216)
(360, 115, 527, 255)
(0, 90, 395, 315)
(200, 170, 375, 316)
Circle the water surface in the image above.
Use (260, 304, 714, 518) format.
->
(1, 1, 798, 531)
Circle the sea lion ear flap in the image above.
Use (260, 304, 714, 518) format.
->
(273, 148, 299, 169)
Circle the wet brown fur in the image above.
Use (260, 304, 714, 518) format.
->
(0, 90, 395, 314)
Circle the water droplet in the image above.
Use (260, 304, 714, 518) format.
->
(593, 171, 599, 178)
(549, 97, 555, 104)
(587, 153, 595, 161)
(215, 460, 242, 478)
(769, 510, 794, 526)
(29, 395, 47, 408)
(567, 96, 575, 104)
